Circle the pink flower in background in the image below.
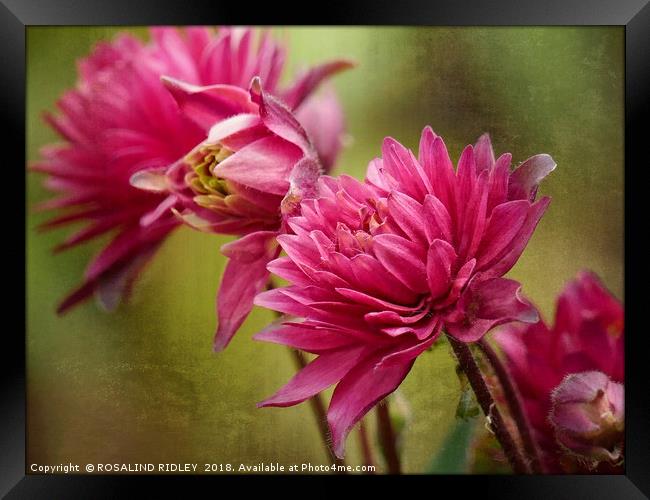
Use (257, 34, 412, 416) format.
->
(33, 26, 350, 314)
(254, 128, 554, 457)
(495, 272, 624, 472)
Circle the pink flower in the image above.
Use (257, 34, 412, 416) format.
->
(33, 27, 349, 314)
(253, 128, 554, 457)
(549, 371, 624, 465)
(495, 272, 624, 472)
(132, 76, 346, 350)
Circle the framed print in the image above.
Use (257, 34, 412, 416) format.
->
(4, 0, 649, 497)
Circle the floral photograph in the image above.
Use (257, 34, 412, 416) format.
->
(26, 26, 624, 474)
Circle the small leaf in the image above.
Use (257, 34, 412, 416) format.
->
(455, 364, 480, 420)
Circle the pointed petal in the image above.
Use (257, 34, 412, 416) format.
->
(475, 200, 530, 270)
(474, 133, 495, 172)
(387, 190, 427, 244)
(483, 197, 551, 277)
(422, 194, 453, 243)
(258, 346, 364, 408)
(161, 76, 255, 131)
(508, 154, 556, 201)
(266, 256, 311, 286)
(381, 137, 430, 200)
(253, 287, 313, 318)
(327, 349, 415, 458)
(446, 278, 538, 342)
(56, 280, 96, 315)
(250, 77, 313, 154)
(372, 234, 428, 293)
(281, 59, 355, 110)
(296, 88, 346, 172)
(376, 334, 440, 368)
(205, 113, 267, 150)
(253, 323, 354, 353)
(426, 239, 457, 299)
(95, 246, 157, 311)
(140, 195, 177, 227)
(214, 231, 279, 351)
(215, 135, 302, 195)
(129, 169, 170, 192)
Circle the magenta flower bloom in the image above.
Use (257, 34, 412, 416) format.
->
(132, 76, 343, 350)
(549, 371, 624, 465)
(33, 27, 349, 314)
(253, 128, 554, 457)
(495, 272, 624, 472)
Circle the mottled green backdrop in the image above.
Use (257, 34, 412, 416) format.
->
(26, 27, 624, 473)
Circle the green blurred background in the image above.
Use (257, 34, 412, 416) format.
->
(26, 27, 624, 473)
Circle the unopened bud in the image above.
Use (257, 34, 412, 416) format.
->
(549, 371, 624, 464)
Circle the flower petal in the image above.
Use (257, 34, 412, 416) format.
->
(508, 154, 556, 202)
(258, 346, 365, 408)
(474, 133, 496, 172)
(253, 322, 354, 353)
(475, 199, 530, 271)
(215, 135, 302, 195)
(281, 59, 355, 110)
(426, 239, 457, 299)
(161, 76, 256, 131)
(446, 277, 538, 342)
(484, 197, 551, 277)
(296, 88, 346, 172)
(281, 156, 322, 218)
(214, 231, 279, 351)
(327, 348, 415, 458)
(372, 234, 428, 293)
(387, 190, 427, 244)
(250, 77, 313, 154)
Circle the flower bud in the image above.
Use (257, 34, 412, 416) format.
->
(549, 371, 624, 464)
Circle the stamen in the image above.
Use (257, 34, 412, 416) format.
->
(184, 144, 233, 211)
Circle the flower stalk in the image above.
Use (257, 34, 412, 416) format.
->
(478, 338, 545, 473)
(357, 420, 375, 473)
(289, 349, 347, 471)
(376, 400, 402, 474)
(447, 335, 530, 474)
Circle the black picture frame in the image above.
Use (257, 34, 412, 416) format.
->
(5, 0, 648, 497)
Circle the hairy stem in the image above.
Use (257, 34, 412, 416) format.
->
(290, 349, 346, 470)
(447, 335, 530, 474)
(376, 400, 402, 474)
(478, 338, 545, 474)
(357, 419, 376, 473)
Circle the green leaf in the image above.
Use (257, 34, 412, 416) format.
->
(454, 364, 480, 420)
(426, 417, 477, 474)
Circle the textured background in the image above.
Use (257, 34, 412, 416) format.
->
(26, 27, 624, 473)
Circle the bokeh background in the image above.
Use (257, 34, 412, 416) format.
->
(26, 27, 624, 473)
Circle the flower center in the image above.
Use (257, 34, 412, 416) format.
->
(184, 144, 233, 212)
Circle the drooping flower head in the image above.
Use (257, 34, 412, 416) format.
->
(33, 27, 349, 314)
(495, 272, 624, 472)
(253, 128, 555, 457)
(133, 77, 337, 350)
